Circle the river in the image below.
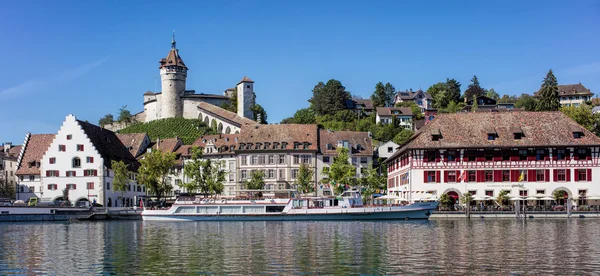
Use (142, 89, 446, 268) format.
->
(0, 219, 598, 275)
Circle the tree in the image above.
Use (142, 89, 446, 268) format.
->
(246, 170, 266, 198)
(440, 100, 465, 113)
(445, 78, 462, 104)
(182, 146, 204, 194)
(461, 192, 473, 206)
(222, 90, 238, 113)
(321, 147, 356, 195)
(560, 104, 600, 135)
(395, 101, 424, 120)
(393, 129, 414, 145)
(251, 104, 268, 124)
(471, 95, 478, 112)
(359, 163, 385, 203)
(486, 88, 500, 101)
(515, 94, 539, 111)
(537, 69, 560, 111)
(0, 179, 15, 199)
(204, 159, 227, 197)
(308, 79, 351, 116)
(427, 82, 449, 109)
(62, 188, 70, 205)
(99, 114, 114, 127)
(138, 149, 177, 201)
(439, 194, 453, 207)
(280, 108, 316, 124)
(497, 190, 510, 207)
(296, 163, 314, 194)
(384, 83, 396, 107)
(464, 75, 485, 100)
(553, 190, 566, 203)
(498, 94, 517, 103)
(111, 160, 130, 207)
(371, 82, 387, 107)
(118, 105, 133, 126)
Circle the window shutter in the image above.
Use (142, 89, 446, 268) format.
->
(574, 169, 579, 181)
(476, 171, 484, 182)
(90, 157, 94, 163)
(588, 169, 592, 182)
(511, 170, 517, 182)
(494, 170, 501, 182)
(566, 169, 571, 181)
(56, 171, 59, 177)
(545, 170, 549, 182)
(94, 170, 98, 176)
(444, 171, 449, 183)
(424, 171, 428, 183)
(46, 171, 50, 177)
(528, 170, 536, 182)
(436, 171, 441, 183)
(553, 169, 558, 182)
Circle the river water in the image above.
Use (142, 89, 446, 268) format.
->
(0, 219, 598, 275)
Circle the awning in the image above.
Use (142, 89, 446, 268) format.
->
(510, 197, 523, 201)
(377, 195, 401, 200)
(586, 196, 600, 200)
(539, 197, 554, 201)
(525, 197, 539, 200)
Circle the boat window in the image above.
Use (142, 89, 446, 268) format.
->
(266, 206, 285, 212)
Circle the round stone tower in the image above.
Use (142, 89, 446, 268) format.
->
(159, 34, 188, 119)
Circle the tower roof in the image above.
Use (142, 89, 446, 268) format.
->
(159, 34, 188, 69)
(237, 76, 254, 84)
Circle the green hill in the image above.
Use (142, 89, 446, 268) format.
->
(118, 118, 216, 144)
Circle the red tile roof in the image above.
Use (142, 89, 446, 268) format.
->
(77, 120, 139, 170)
(376, 107, 413, 116)
(238, 124, 319, 151)
(319, 129, 373, 156)
(117, 133, 148, 158)
(153, 138, 182, 153)
(238, 76, 254, 84)
(16, 134, 55, 175)
(535, 83, 594, 97)
(8, 145, 22, 157)
(159, 49, 187, 69)
(388, 111, 600, 161)
(192, 134, 240, 155)
(197, 102, 257, 126)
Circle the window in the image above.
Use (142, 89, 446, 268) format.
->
(488, 134, 496, 141)
(519, 170, 528, 181)
(47, 184, 58, 190)
(578, 189, 587, 196)
(536, 170, 545, 181)
(77, 144, 84, 151)
(360, 157, 367, 164)
(268, 169, 274, 179)
(86, 156, 94, 163)
(485, 170, 493, 182)
(387, 147, 393, 153)
(446, 151, 456, 162)
(502, 150, 510, 161)
(536, 190, 545, 195)
(58, 145, 66, 151)
(292, 169, 299, 179)
(556, 149, 566, 160)
(577, 169, 587, 181)
(557, 169, 566, 181)
(251, 155, 258, 165)
(84, 169, 97, 176)
(485, 190, 493, 197)
(72, 157, 81, 168)
(467, 151, 476, 161)
(241, 170, 248, 180)
(576, 148, 589, 160)
(427, 171, 436, 182)
(66, 184, 76, 190)
(293, 155, 299, 164)
(302, 155, 311, 164)
(66, 171, 76, 177)
(574, 132, 583, 139)
(46, 170, 59, 177)
(66, 134, 72, 140)
(241, 155, 247, 165)
(502, 170, 510, 182)
(87, 182, 94, 189)
(268, 155, 274, 164)
(352, 157, 357, 165)
(535, 149, 546, 161)
(323, 156, 330, 163)
(519, 190, 528, 197)
(279, 169, 285, 179)
(294, 143, 299, 150)
(229, 173, 234, 182)
(448, 171, 457, 182)
(485, 151, 494, 161)
(258, 155, 266, 165)
(519, 149, 528, 161)
(468, 190, 477, 196)
(50, 157, 56, 164)
(514, 132, 523, 140)
(279, 155, 286, 164)
(467, 170, 476, 182)
(29, 175, 35, 181)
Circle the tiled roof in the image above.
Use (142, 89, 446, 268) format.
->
(319, 129, 373, 156)
(376, 107, 413, 116)
(159, 48, 187, 69)
(238, 124, 319, 151)
(15, 134, 55, 175)
(414, 119, 426, 130)
(143, 91, 156, 95)
(192, 134, 240, 155)
(388, 111, 600, 161)
(8, 145, 22, 158)
(197, 102, 257, 126)
(77, 120, 139, 171)
(396, 89, 432, 100)
(116, 133, 148, 158)
(347, 98, 374, 110)
(153, 138, 182, 153)
(238, 76, 254, 84)
(182, 94, 229, 99)
(535, 83, 593, 97)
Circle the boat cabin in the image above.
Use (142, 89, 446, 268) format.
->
(292, 189, 364, 209)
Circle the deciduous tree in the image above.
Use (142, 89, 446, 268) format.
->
(251, 104, 268, 124)
(99, 114, 114, 127)
(321, 147, 356, 195)
(182, 146, 204, 194)
(111, 160, 130, 207)
(393, 129, 414, 145)
(515, 93, 538, 111)
(295, 163, 314, 194)
(138, 149, 177, 201)
(280, 108, 316, 124)
(118, 105, 133, 126)
(486, 88, 500, 101)
(395, 102, 424, 120)
(359, 163, 385, 203)
(246, 170, 266, 198)
(537, 69, 560, 111)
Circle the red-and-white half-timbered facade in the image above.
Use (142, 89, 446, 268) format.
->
(386, 111, 600, 206)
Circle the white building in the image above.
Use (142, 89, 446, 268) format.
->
(377, 141, 399, 160)
(375, 107, 414, 130)
(386, 111, 600, 207)
(394, 89, 433, 112)
(15, 133, 55, 201)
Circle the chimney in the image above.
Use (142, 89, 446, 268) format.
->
(3, 142, 11, 152)
(410, 88, 413, 92)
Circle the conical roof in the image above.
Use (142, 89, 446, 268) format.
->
(238, 76, 254, 84)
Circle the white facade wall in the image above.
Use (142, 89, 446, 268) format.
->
(377, 141, 399, 160)
(237, 152, 317, 193)
(236, 81, 255, 119)
(16, 174, 41, 201)
(198, 112, 241, 134)
(160, 67, 186, 119)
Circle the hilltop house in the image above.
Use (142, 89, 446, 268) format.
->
(534, 83, 594, 107)
(394, 89, 432, 112)
(375, 107, 414, 130)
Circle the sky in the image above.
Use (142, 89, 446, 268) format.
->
(1, 0, 600, 144)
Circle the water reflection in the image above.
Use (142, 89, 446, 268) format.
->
(1, 220, 599, 274)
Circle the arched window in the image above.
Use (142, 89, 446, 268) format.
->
(72, 157, 81, 168)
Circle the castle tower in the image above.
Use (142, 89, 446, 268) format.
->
(159, 33, 188, 119)
(236, 76, 255, 119)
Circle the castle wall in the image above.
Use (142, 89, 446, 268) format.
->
(160, 67, 186, 119)
(182, 97, 228, 120)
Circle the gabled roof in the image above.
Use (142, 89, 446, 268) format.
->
(396, 89, 432, 100)
(15, 134, 55, 175)
(238, 76, 254, 84)
(319, 129, 373, 156)
(159, 48, 187, 69)
(238, 124, 319, 151)
(192, 134, 240, 155)
(116, 133, 148, 158)
(7, 145, 22, 158)
(197, 102, 257, 126)
(535, 83, 594, 97)
(376, 107, 413, 116)
(387, 111, 600, 161)
(153, 137, 182, 153)
(77, 120, 139, 170)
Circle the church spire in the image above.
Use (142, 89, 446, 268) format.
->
(171, 30, 176, 49)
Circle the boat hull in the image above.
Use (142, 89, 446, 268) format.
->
(142, 208, 435, 222)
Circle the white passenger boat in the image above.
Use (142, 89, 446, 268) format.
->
(141, 189, 438, 221)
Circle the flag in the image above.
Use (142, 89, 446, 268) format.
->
(518, 171, 525, 182)
(458, 171, 467, 182)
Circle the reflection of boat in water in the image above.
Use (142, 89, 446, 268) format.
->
(141, 189, 438, 221)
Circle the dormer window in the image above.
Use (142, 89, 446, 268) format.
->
(264, 142, 270, 149)
(273, 142, 279, 149)
(246, 143, 253, 150)
(356, 144, 362, 151)
(326, 143, 333, 150)
(303, 142, 309, 150)
(294, 142, 299, 150)
(281, 142, 288, 149)
(238, 143, 245, 150)
(431, 134, 442, 141)
(573, 131, 584, 138)
(513, 132, 524, 140)
(488, 134, 497, 140)
(255, 143, 261, 150)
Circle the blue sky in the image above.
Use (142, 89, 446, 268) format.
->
(1, 0, 599, 144)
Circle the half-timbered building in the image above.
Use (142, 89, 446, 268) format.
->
(386, 111, 600, 206)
